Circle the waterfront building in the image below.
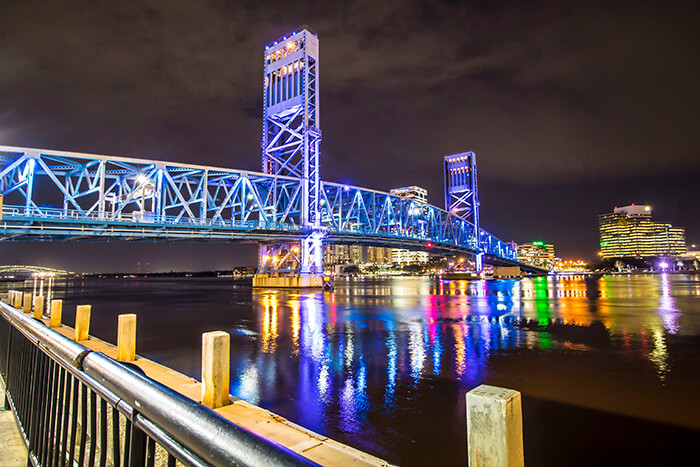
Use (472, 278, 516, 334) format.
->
(389, 186, 428, 203)
(598, 205, 686, 258)
(686, 245, 700, 261)
(554, 259, 589, 273)
(391, 248, 429, 265)
(322, 244, 392, 267)
(390, 186, 429, 265)
(517, 242, 555, 269)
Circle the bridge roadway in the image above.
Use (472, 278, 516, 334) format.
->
(0, 145, 540, 272)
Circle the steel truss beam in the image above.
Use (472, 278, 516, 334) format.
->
(0, 145, 516, 262)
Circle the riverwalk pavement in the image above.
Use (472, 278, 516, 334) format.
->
(1, 307, 391, 467)
(0, 379, 27, 467)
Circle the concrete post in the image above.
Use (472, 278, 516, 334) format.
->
(74, 305, 91, 341)
(33, 295, 45, 319)
(23, 293, 32, 313)
(117, 314, 137, 362)
(466, 384, 524, 467)
(14, 291, 23, 308)
(201, 331, 230, 409)
(50, 299, 63, 328)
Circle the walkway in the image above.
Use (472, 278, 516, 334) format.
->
(0, 379, 26, 467)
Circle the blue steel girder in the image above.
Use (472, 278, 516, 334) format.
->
(0, 145, 517, 264)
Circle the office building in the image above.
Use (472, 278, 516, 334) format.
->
(598, 205, 686, 258)
(389, 186, 428, 203)
(389, 186, 430, 265)
(323, 244, 392, 267)
(517, 242, 555, 269)
(391, 248, 429, 265)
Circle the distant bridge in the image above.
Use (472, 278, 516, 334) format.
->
(0, 265, 70, 276)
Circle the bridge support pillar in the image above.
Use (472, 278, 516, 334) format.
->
(253, 231, 327, 288)
(475, 253, 484, 274)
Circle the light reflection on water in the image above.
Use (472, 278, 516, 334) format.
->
(8, 273, 700, 466)
(222, 274, 700, 465)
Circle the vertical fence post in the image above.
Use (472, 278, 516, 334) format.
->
(117, 314, 137, 362)
(201, 331, 230, 409)
(33, 295, 45, 319)
(466, 384, 524, 467)
(50, 300, 63, 328)
(75, 305, 91, 341)
(23, 292, 33, 313)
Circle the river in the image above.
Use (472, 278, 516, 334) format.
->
(7, 273, 700, 466)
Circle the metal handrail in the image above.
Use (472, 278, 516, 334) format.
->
(0, 301, 317, 466)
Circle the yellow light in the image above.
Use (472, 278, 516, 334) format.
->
(287, 41, 293, 50)
(263, 255, 271, 262)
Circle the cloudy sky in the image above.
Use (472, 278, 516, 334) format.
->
(1, 0, 698, 271)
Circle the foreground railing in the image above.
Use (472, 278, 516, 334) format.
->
(0, 301, 316, 466)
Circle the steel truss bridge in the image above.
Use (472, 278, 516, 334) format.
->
(0, 145, 520, 265)
(0, 27, 535, 275)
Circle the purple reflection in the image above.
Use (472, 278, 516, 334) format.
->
(658, 274, 680, 334)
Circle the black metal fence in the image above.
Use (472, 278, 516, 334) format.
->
(0, 300, 317, 466)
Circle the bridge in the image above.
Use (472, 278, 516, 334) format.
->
(0, 265, 70, 277)
(0, 27, 540, 283)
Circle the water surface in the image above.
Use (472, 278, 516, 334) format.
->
(10, 274, 700, 466)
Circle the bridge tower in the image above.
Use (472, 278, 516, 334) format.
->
(257, 27, 324, 284)
(444, 152, 483, 272)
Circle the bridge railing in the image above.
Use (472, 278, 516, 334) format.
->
(2, 204, 303, 232)
(0, 301, 316, 467)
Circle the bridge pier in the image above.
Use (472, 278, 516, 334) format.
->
(253, 233, 328, 289)
(252, 273, 324, 288)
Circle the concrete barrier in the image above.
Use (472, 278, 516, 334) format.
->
(466, 384, 524, 467)
(201, 331, 230, 409)
(116, 314, 137, 362)
(74, 305, 91, 341)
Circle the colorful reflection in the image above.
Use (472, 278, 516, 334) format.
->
(223, 274, 700, 464)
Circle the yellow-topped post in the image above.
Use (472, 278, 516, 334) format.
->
(49, 299, 63, 328)
(117, 314, 137, 362)
(74, 305, 91, 341)
(201, 331, 230, 409)
(33, 295, 45, 319)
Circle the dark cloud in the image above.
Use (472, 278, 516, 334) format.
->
(0, 0, 698, 268)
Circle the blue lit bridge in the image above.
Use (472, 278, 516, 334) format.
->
(0, 27, 537, 282)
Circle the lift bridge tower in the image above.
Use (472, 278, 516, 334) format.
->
(255, 27, 324, 287)
(444, 152, 483, 272)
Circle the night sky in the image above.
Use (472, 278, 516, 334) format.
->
(1, 0, 698, 272)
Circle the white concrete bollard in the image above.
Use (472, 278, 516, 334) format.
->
(201, 331, 230, 409)
(466, 384, 524, 467)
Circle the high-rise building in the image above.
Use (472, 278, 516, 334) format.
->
(389, 185, 430, 265)
(389, 186, 428, 203)
(598, 205, 686, 258)
(391, 249, 429, 265)
(322, 244, 392, 267)
(516, 242, 555, 269)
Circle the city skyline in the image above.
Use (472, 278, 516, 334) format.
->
(0, 0, 697, 271)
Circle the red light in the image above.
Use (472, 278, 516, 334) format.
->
(426, 242, 433, 248)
